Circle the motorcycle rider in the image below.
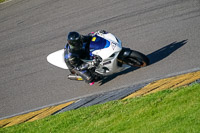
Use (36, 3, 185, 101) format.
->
(64, 30, 106, 85)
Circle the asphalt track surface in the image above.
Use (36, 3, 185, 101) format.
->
(0, 0, 200, 118)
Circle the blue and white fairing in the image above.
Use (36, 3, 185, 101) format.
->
(89, 33, 128, 75)
(89, 33, 122, 60)
(89, 35, 110, 57)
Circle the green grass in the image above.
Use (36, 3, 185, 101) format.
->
(1, 83, 200, 133)
(0, 0, 6, 3)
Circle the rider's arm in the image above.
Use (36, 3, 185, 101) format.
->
(82, 35, 92, 42)
(64, 45, 81, 72)
(64, 47, 90, 72)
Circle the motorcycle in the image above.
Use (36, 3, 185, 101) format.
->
(47, 31, 149, 82)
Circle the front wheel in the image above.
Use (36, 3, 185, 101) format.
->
(123, 50, 149, 67)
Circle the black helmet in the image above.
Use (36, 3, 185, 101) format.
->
(67, 31, 82, 50)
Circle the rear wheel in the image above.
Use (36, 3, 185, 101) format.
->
(123, 50, 149, 67)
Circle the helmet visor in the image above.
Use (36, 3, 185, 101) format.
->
(68, 39, 82, 50)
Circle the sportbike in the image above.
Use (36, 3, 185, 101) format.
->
(47, 31, 149, 82)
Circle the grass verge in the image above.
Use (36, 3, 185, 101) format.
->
(0, 0, 6, 3)
(1, 83, 200, 133)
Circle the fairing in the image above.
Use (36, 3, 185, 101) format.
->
(89, 35, 110, 56)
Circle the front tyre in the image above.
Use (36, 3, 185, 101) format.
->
(123, 50, 149, 67)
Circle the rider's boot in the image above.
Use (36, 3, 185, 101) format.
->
(70, 70, 95, 85)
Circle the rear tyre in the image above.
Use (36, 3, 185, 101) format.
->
(124, 50, 149, 67)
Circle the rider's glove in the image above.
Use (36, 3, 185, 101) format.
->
(88, 32, 95, 36)
(88, 30, 107, 36)
(76, 63, 89, 71)
(97, 30, 107, 34)
(76, 58, 100, 71)
(92, 57, 100, 66)
(91, 56, 102, 67)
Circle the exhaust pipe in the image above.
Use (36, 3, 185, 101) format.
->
(68, 75, 83, 81)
